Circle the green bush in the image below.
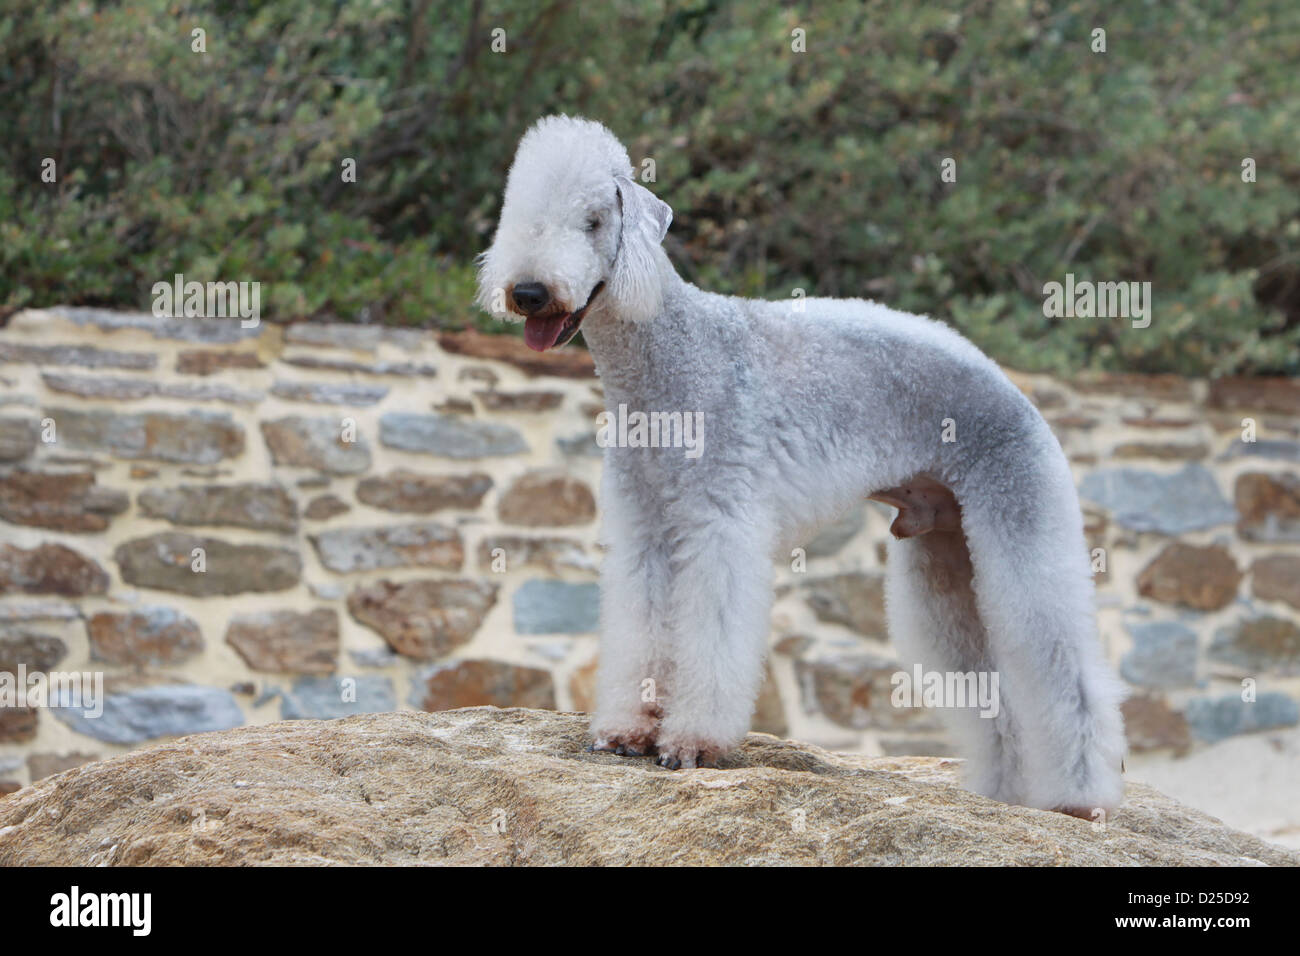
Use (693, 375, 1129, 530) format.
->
(1, 0, 1296, 375)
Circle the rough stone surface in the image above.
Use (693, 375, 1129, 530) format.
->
(347, 579, 498, 660)
(0, 471, 128, 532)
(2, 709, 1294, 866)
(279, 355, 437, 377)
(45, 306, 263, 344)
(26, 753, 98, 780)
(1235, 472, 1300, 543)
(417, 663, 556, 711)
(0, 543, 109, 596)
(356, 470, 492, 514)
(87, 608, 204, 668)
(1079, 464, 1236, 534)
(1208, 376, 1300, 415)
(1136, 543, 1242, 611)
(261, 416, 372, 475)
(114, 532, 301, 596)
(225, 609, 339, 675)
(310, 522, 463, 573)
(380, 412, 527, 459)
(50, 408, 245, 463)
(138, 482, 298, 532)
(497, 471, 596, 527)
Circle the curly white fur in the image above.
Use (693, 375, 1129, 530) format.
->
(477, 114, 1127, 815)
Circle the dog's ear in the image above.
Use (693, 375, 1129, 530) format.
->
(609, 175, 672, 323)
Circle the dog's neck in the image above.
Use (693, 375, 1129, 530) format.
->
(581, 252, 684, 394)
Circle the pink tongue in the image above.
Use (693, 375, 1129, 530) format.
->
(524, 314, 568, 352)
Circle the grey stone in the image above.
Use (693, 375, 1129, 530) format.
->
(48, 408, 244, 463)
(1221, 439, 1300, 462)
(114, 532, 301, 595)
(261, 416, 372, 474)
(138, 483, 298, 532)
(0, 629, 68, 674)
(0, 343, 156, 370)
(45, 306, 263, 343)
(270, 381, 389, 406)
(280, 355, 438, 377)
(1184, 692, 1299, 743)
(279, 676, 395, 720)
(51, 684, 245, 743)
(380, 412, 527, 458)
(1120, 620, 1199, 688)
(310, 523, 463, 573)
(1079, 464, 1237, 534)
(40, 372, 261, 404)
(556, 432, 603, 458)
(1207, 617, 1300, 676)
(512, 580, 601, 634)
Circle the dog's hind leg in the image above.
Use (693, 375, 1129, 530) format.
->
(881, 492, 1024, 804)
(955, 457, 1126, 816)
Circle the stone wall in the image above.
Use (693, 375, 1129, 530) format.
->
(1, 306, 1298, 841)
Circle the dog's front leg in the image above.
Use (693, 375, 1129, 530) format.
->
(590, 499, 671, 756)
(653, 518, 773, 769)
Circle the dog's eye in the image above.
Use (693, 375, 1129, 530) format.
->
(586, 215, 601, 232)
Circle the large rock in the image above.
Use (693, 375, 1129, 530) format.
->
(0, 709, 1294, 866)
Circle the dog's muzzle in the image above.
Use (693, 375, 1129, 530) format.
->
(522, 281, 604, 352)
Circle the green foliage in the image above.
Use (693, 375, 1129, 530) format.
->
(1, 0, 1296, 374)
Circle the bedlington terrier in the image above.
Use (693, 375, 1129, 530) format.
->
(476, 115, 1126, 816)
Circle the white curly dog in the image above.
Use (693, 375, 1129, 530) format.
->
(477, 115, 1126, 816)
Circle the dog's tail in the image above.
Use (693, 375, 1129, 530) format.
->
(885, 438, 1126, 814)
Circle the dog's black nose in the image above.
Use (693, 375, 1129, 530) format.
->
(511, 282, 551, 315)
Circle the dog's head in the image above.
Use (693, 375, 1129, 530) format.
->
(475, 115, 673, 351)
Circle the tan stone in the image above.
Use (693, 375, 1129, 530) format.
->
(356, 470, 492, 514)
(0, 471, 128, 532)
(1136, 543, 1241, 611)
(1208, 377, 1300, 416)
(1236, 472, 1300, 542)
(497, 471, 596, 527)
(438, 329, 596, 378)
(225, 609, 339, 675)
(1, 709, 1294, 865)
(1252, 555, 1300, 610)
(347, 579, 497, 660)
(420, 661, 556, 711)
(0, 543, 109, 597)
(88, 609, 204, 668)
(1121, 696, 1192, 754)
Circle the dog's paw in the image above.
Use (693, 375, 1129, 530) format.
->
(654, 738, 727, 770)
(590, 713, 659, 757)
